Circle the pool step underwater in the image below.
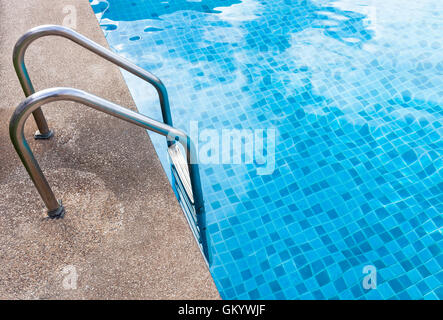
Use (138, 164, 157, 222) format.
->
(168, 144, 207, 262)
(168, 144, 194, 204)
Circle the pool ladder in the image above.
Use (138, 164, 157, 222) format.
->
(9, 25, 210, 264)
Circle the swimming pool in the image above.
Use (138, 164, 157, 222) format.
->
(90, 0, 442, 299)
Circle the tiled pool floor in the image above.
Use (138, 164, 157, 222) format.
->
(90, 0, 442, 299)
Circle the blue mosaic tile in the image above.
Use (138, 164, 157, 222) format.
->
(90, 0, 442, 299)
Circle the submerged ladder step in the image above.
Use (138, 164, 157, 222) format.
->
(168, 144, 194, 204)
(168, 144, 207, 256)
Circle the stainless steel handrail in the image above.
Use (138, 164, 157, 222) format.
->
(9, 87, 210, 263)
(13, 25, 173, 140)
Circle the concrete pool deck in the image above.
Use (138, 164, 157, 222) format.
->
(0, 0, 219, 299)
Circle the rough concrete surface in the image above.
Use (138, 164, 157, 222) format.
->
(0, 0, 219, 299)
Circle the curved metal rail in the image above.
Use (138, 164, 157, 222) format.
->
(9, 87, 210, 262)
(13, 25, 172, 140)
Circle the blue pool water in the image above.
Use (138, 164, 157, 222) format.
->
(90, 0, 442, 299)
